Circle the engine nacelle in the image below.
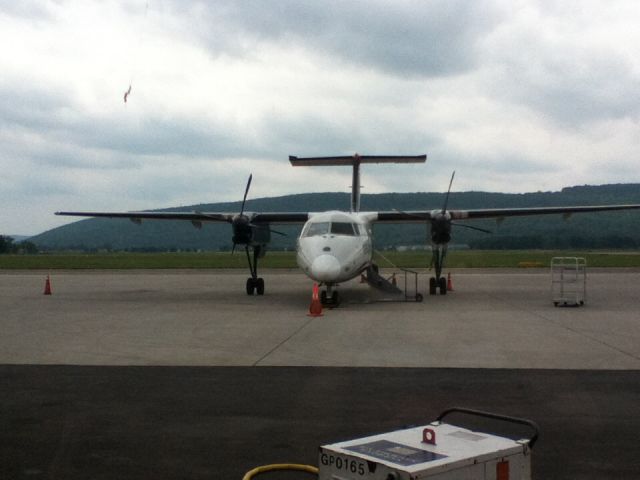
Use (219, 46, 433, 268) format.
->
(232, 215, 271, 246)
(232, 215, 252, 245)
(430, 211, 452, 245)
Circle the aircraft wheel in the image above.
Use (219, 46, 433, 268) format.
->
(331, 291, 339, 306)
(256, 278, 265, 295)
(429, 277, 437, 295)
(320, 290, 328, 305)
(246, 278, 255, 295)
(438, 277, 447, 295)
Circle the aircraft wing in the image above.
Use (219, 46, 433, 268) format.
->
(375, 211, 433, 222)
(55, 211, 310, 224)
(451, 204, 640, 220)
(374, 204, 640, 222)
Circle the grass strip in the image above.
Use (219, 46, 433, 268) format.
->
(1, 250, 640, 270)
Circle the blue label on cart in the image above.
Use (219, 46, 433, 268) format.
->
(345, 440, 447, 466)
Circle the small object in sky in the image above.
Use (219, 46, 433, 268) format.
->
(123, 84, 132, 103)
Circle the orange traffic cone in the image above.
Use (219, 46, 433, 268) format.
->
(43, 275, 52, 295)
(308, 283, 323, 317)
(447, 272, 454, 292)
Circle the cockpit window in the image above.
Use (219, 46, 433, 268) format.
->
(303, 221, 361, 237)
(331, 222, 356, 235)
(303, 222, 330, 237)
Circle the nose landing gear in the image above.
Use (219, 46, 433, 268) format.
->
(320, 285, 340, 306)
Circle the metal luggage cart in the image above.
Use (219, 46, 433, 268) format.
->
(399, 267, 423, 302)
(551, 257, 586, 307)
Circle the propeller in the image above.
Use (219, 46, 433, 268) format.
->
(429, 171, 493, 244)
(231, 174, 286, 254)
(442, 171, 492, 233)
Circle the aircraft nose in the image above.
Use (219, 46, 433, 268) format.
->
(310, 254, 341, 282)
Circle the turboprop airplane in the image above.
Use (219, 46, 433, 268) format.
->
(57, 154, 640, 304)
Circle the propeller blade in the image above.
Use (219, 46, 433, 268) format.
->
(442, 170, 456, 214)
(452, 222, 492, 234)
(392, 208, 431, 220)
(240, 174, 253, 216)
(249, 223, 287, 236)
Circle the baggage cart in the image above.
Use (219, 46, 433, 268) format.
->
(551, 257, 586, 307)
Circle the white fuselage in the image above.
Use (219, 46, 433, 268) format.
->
(296, 211, 375, 284)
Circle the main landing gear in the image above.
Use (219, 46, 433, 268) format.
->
(246, 277, 264, 295)
(429, 276, 447, 295)
(429, 244, 447, 295)
(245, 245, 265, 296)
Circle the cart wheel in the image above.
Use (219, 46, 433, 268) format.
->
(415, 293, 424, 302)
(553, 302, 558, 307)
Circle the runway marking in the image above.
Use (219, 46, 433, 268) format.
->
(252, 316, 317, 366)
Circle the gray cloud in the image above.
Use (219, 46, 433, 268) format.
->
(2, 0, 640, 235)
(0, 0, 54, 21)
(0, 84, 73, 132)
(525, 55, 640, 126)
(487, 50, 640, 128)
(481, 3, 640, 127)
(167, 0, 503, 78)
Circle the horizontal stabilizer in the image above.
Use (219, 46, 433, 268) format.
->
(289, 154, 426, 167)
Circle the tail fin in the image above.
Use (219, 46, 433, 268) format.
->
(289, 153, 426, 212)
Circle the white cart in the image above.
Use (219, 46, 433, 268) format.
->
(551, 257, 586, 307)
(319, 408, 538, 480)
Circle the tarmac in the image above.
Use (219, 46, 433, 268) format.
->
(1, 269, 640, 479)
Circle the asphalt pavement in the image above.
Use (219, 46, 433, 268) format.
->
(2, 366, 639, 480)
(2, 270, 639, 479)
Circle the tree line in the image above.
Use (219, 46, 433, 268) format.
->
(0, 236, 38, 254)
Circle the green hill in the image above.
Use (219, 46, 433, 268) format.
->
(31, 184, 640, 251)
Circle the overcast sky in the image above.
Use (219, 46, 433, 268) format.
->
(2, 0, 639, 235)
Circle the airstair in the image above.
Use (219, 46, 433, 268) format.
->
(365, 250, 424, 302)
